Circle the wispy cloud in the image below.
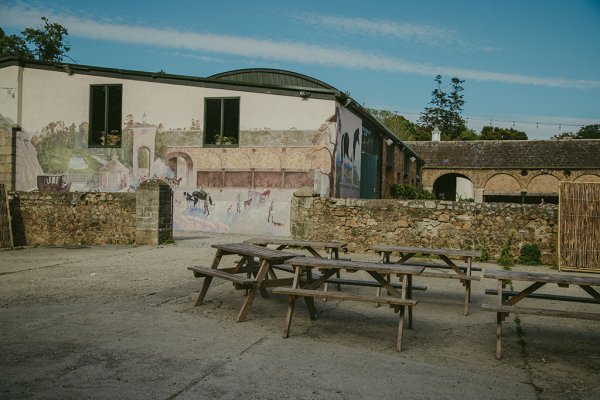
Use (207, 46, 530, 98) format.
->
(1, 4, 598, 90)
(293, 13, 496, 52)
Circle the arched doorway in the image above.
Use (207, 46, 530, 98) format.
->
(137, 146, 151, 180)
(166, 152, 194, 188)
(433, 173, 474, 201)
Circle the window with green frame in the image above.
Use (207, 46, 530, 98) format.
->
(89, 84, 122, 147)
(204, 97, 240, 146)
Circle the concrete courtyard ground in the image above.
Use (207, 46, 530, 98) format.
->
(1, 232, 598, 399)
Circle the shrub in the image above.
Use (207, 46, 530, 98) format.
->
(478, 245, 490, 262)
(498, 237, 514, 267)
(519, 243, 541, 265)
(391, 184, 435, 200)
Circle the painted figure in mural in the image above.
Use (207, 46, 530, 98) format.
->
(183, 189, 212, 209)
(261, 189, 271, 202)
(248, 190, 261, 201)
(236, 193, 242, 213)
(203, 200, 210, 215)
(341, 132, 351, 162)
(352, 128, 360, 161)
(267, 200, 274, 222)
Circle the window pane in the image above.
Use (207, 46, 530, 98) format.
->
(205, 99, 221, 145)
(106, 86, 122, 146)
(89, 85, 122, 147)
(222, 98, 240, 145)
(90, 86, 106, 145)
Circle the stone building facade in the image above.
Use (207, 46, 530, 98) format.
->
(407, 140, 600, 203)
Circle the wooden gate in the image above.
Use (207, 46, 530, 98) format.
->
(0, 184, 14, 248)
(559, 181, 600, 273)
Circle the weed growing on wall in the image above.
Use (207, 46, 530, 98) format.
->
(478, 245, 490, 262)
(498, 237, 515, 267)
(519, 243, 541, 265)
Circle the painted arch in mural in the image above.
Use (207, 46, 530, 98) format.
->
(166, 151, 194, 187)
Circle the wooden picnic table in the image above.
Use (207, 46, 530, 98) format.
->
(374, 245, 482, 316)
(244, 237, 347, 259)
(272, 257, 424, 352)
(188, 242, 301, 322)
(482, 269, 600, 359)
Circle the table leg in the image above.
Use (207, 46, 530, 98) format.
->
(237, 286, 257, 322)
(195, 276, 213, 306)
(376, 252, 391, 306)
(466, 257, 473, 303)
(463, 280, 471, 316)
(283, 294, 297, 338)
(397, 304, 405, 352)
(237, 259, 271, 321)
(194, 250, 223, 306)
(495, 311, 503, 359)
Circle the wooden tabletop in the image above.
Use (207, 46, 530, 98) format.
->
(245, 237, 347, 249)
(374, 245, 481, 258)
(211, 242, 301, 262)
(484, 269, 600, 286)
(285, 256, 424, 275)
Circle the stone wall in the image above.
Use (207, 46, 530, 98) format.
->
(9, 191, 136, 246)
(291, 197, 558, 264)
(0, 124, 14, 192)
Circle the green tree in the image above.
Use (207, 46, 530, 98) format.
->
(419, 75, 467, 140)
(575, 124, 600, 139)
(479, 126, 528, 140)
(368, 109, 418, 141)
(0, 17, 70, 62)
(551, 124, 599, 140)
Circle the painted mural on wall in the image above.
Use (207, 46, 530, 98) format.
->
(10, 112, 325, 236)
(335, 105, 362, 197)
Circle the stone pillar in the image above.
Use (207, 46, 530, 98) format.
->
(136, 179, 173, 245)
(474, 188, 484, 203)
(0, 127, 15, 191)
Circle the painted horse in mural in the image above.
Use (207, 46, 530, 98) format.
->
(183, 189, 213, 209)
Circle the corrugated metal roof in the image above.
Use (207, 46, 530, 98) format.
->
(208, 68, 337, 90)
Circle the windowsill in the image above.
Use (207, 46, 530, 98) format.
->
(88, 145, 122, 149)
(203, 144, 239, 148)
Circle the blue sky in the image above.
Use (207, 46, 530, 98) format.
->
(1, 0, 599, 139)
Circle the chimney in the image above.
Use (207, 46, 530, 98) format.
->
(432, 127, 441, 142)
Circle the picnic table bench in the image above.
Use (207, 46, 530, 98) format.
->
(188, 242, 301, 322)
(245, 237, 349, 293)
(374, 245, 482, 315)
(272, 257, 424, 352)
(482, 269, 600, 359)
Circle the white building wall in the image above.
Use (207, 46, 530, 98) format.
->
(0, 65, 19, 123)
(17, 68, 334, 133)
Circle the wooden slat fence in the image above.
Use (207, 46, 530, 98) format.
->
(559, 181, 600, 273)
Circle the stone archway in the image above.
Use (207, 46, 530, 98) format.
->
(527, 173, 560, 194)
(574, 174, 600, 183)
(432, 173, 474, 201)
(484, 173, 522, 203)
